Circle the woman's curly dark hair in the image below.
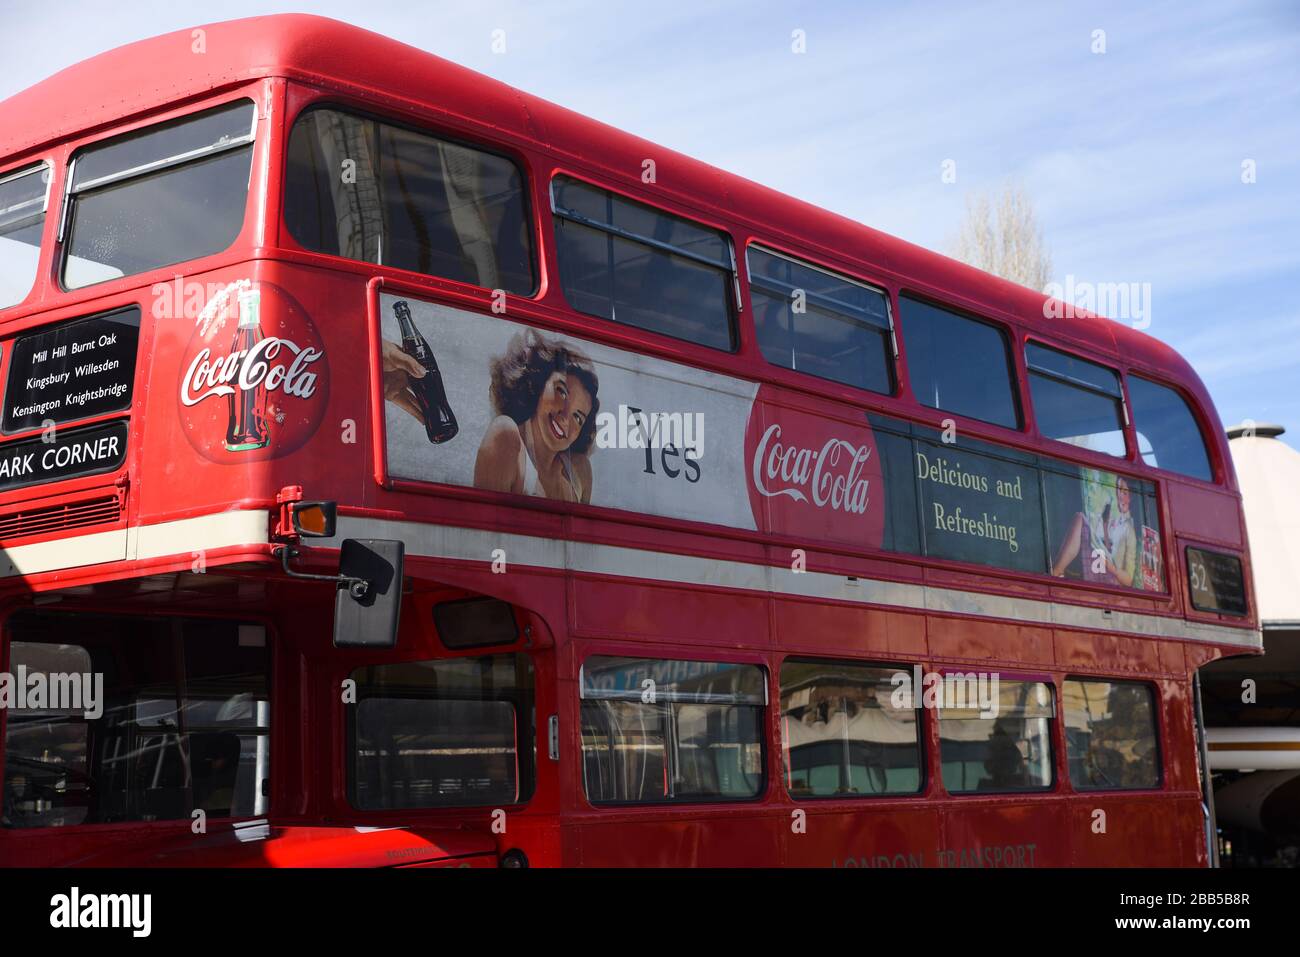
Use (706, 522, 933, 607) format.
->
(489, 328, 600, 455)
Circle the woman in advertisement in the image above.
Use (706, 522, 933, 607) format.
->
(473, 328, 600, 503)
(1050, 474, 1138, 588)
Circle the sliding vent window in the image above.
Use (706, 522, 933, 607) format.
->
(748, 247, 894, 393)
(552, 177, 736, 350)
(285, 108, 535, 294)
(580, 656, 764, 804)
(63, 100, 256, 290)
(0, 164, 49, 309)
(1027, 343, 1126, 457)
(1128, 376, 1213, 481)
(1064, 679, 1160, 791)
(780, 659, 922, 797)
(901, 296, 1020, 429)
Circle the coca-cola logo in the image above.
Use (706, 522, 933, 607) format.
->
(182, 336, 322, 406)
(176, 280, 329, 463)
(744, 392, 885, 548)
(752, 425, 873, 513)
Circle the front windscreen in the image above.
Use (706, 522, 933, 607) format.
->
(2, 612, 271, 829)
(62, 100, 256, 290)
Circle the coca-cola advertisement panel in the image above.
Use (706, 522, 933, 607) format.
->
(378, 294, 1164, 591)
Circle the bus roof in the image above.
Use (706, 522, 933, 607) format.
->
(0, 13, 1215, 424)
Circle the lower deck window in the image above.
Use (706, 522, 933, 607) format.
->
(940, 679, 1054, 794)
(580, 656, 765, 804)
(2, 613, 270, 829)
(349, 654, 534, 809)
(1064, 679, 1160, 790)
(779, 659, 922, 797)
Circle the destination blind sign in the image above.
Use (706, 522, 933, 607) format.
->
(0, 419, 128, 493)
(3, 306, 140, 434)
(1186, 546, 1249, 616)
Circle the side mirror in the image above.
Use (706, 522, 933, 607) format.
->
(290, 501, 337, 538)
(333, 539, 404, 648)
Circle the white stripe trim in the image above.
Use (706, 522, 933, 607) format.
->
(1, 510, 268, 578)
(0, 508, 1260, 650)
(132, 510, 270, 560)
(1, 528, 128, 577)
(327, 516, 1262, 651)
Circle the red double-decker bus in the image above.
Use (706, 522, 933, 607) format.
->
(0, 15, 1259, 868)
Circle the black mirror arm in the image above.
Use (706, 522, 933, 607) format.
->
(276, 545, 370, 599)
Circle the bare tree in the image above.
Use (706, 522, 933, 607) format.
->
(950, 183, 1052, 291)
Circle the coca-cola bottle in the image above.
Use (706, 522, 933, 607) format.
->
(225, 288, 270, 452)
(394, 300, 458, 443)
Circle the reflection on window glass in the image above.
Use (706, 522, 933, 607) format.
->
(748, 247, 893, 393)
(1027, 343, 1126, 457)
(285, 108, 535, 294)
(552, 177, 735, 350)
(63, 100, 255, 289)
(2, 613, 270, 829)
(350, 655, 534, 809)
(939, 679, 1054, 794)
(1064, 679, 1159, 790)
(580, 656, 764, 803)
(779, 659, 921, 798)
(901, 296, 1019, 429)
(0, 165, 48, 309)
(1128, 376, 1212, 481)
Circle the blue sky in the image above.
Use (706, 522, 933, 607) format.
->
(3, 0, 1297, 448)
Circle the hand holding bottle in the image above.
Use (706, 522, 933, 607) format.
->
(382, 339, 426, 424)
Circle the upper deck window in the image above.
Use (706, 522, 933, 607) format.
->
(62, 100, 256, 290)
(284, 108, 535, 295)
(1127, 376, 1213, 481)
(1026, 342, 1127, 457)
(747, 246, 894, 393)
(901, 295, 1020, 429)
(0, 164, 50, 309)
(552, 177, 736, 351)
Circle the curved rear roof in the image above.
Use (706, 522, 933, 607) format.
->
(0, 13, 1218, 437)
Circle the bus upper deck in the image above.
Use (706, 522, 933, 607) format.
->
(0, 15, 1256, 649)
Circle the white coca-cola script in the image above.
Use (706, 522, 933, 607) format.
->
(181, 338, 324, 406)
(751, 423, 872, 513)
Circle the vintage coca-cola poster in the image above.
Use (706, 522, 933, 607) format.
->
(380, 293, 759, 531)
